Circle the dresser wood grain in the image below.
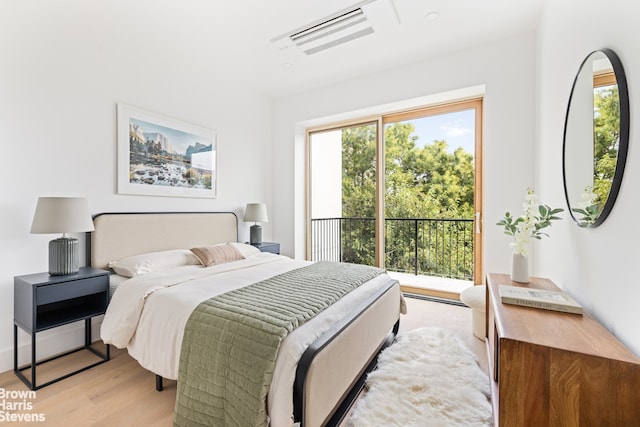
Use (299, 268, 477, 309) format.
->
(486, 273, 640, 426)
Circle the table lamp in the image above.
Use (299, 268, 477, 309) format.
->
(243, 203, 268, 245)
(30, 197, 95, 275)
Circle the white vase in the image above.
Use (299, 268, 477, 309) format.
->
(511, 253, 529, 283)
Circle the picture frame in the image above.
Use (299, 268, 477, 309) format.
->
(117, 103, 217, 198)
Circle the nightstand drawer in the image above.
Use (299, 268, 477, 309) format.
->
(37, 275, 108, 305)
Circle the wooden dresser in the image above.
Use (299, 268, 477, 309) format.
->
(486, 273, 640, 426)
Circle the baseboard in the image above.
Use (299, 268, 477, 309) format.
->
(403, 292, 466, 307)
(0, 317, 103, 375)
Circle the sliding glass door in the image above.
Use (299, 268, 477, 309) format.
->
(307, 98, 483, 298)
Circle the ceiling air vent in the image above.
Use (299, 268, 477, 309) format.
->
(271, 3, 382, 57)
(289, 8, 374, 55)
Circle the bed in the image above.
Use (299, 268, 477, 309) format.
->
(88, 212, 403, 427)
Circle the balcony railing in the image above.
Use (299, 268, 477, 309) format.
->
(311, 217, 474, 281)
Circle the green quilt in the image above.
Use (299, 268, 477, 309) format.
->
(173, 261, 385, 427)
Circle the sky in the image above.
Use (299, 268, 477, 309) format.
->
(405, 109, 475, 155)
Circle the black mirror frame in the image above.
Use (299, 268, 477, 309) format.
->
(562, 48, 629, 228)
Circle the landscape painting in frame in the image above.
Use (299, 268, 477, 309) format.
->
(117, 104, 217, 198)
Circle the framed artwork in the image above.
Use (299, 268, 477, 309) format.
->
(117, 103, 217, 198)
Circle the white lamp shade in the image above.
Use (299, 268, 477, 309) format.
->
(243, 203, 268, 223)
(30, 197, 95, 234)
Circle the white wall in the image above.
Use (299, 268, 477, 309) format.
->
(273, 32, 538, 272)
(536, 0, 640, 355)
(0, 2, 273, 372)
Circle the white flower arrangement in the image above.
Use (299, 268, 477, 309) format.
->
(496, 188, 564, 256)
(571, 185, 599, 226)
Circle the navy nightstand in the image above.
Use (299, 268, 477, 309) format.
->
(13, 266, 110, 390)
(251, 242, 280, 254)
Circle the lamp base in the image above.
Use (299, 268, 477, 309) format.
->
(49, 237, 79, 276)
(249, 224, 263, 245)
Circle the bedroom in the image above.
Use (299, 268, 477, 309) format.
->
(1, 0, 640, 425)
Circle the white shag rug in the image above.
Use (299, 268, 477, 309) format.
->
(346, 327, 493, 427)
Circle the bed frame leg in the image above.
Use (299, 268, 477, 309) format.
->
(156, 375, 163, 391)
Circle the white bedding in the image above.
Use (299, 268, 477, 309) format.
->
(108, 273, 128, 299)
(100, 253, 399, 427)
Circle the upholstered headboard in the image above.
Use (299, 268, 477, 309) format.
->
(88, 212, 238, 270)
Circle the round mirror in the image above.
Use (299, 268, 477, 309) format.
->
(563, 49, 629, 227)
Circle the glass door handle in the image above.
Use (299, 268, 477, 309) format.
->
(475, 212, 481, 233)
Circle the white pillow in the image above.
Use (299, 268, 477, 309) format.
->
(228, 242, 261, 257)
(108, 249, 200, 278)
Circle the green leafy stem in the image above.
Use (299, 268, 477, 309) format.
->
(497, 205, 564, 239)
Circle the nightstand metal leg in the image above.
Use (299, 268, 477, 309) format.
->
(31, 332, 36, 390)
(13, 324, 38, 390)
(85, 318, 91, 347)
(85, 318, 110, 362)
(13, 325, 17, 373)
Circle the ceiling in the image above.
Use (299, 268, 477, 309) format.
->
(67, 0, 542, 99)
(211, 0, 545, 98)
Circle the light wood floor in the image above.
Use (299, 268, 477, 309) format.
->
(0, 296, 487, 426)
